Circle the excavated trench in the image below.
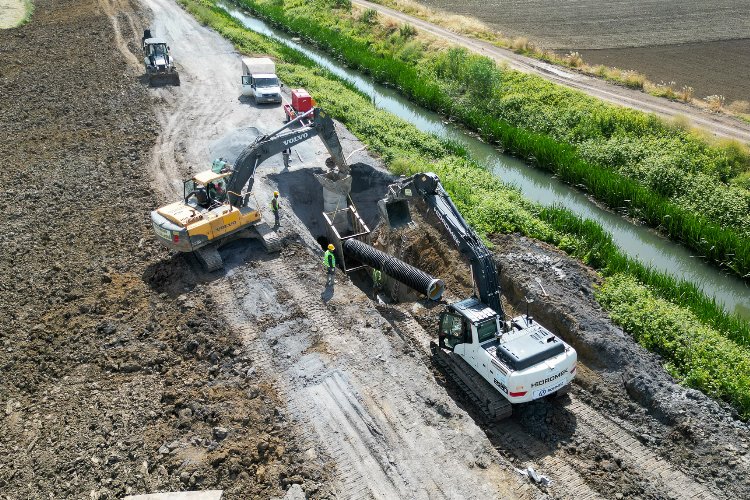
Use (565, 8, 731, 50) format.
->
(367, 199, 750, 499)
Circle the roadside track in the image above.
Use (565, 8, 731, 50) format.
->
(353, 0, 750, 143)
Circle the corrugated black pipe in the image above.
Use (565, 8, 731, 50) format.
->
(342, 238, 445, 300)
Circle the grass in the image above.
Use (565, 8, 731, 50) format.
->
(179, 0, 750, 419)
(598, 275, 750, 419)
(229, 0, 750, 280)
(21, 0, 34, 25)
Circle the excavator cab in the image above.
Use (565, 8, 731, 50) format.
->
(184, 171, 231, 209)
(438, 311, 470, 350)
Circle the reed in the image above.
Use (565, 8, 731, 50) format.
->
(232, 0, 750, 279)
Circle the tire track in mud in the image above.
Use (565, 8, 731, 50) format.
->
(382, 303, 718, 499)
(208, 260, 418, 499)
(141, 0, 262, 200)
(99, 0, 143, 68)
(208, 248, 534, 499)
(566, 398, 717, 500)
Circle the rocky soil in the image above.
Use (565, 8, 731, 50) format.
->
(0, 0, 324, 497)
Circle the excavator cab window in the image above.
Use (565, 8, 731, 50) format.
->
(439, 312, 470, 350)
(477, 319, 498, 344)
(207, 179, 227, 204)
(184, 179, 210, 209)
(184, 179, 196, 201)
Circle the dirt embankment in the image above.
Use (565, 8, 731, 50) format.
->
(0, 0, 322, 497)
(377, 203, 750, 499)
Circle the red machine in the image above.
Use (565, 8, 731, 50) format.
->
(284, 88, 315, 124)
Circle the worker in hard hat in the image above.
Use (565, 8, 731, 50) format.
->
(323, 243, 336, 286)
(372, 267, 382, 299)
(270, 191, 281, 227)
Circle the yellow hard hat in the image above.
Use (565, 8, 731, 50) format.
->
(273, 191, 279, 196)
(327, 244, 335, 251)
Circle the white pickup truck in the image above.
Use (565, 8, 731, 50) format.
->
(241, 57, 282, 104)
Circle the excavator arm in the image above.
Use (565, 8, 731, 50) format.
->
(226, 107, 347, 207)
(381, 172, 504, 318)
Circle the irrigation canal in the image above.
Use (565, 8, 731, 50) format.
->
(220, 2, 749, 320)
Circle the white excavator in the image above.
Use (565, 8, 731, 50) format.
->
(380, 172, 577, 420)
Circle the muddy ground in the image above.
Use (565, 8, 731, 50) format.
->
(0, 0, 327, 498)
(1, 0, 749, 498)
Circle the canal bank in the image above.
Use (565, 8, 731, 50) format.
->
(219, 0, 749, 319)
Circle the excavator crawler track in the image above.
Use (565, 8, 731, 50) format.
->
(430, 342, 513, 422)
(194, 245, 223, 272)
(253, 222, 283, 253)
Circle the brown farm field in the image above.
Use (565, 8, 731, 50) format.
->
(415, 0, 750, 102)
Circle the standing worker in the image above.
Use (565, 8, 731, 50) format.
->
(372, 267, 383, 299)
(323, 243, 336, 286)
(271, 191, 281, 227)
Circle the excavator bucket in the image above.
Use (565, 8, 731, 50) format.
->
(149, 71, 180, 87)
(379, 198, 412, 228)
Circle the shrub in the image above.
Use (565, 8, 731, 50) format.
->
(679, 85, 694, 102)
(399, 23, 417, 38)
(564, 51, 583, 68)
(705, 94, 725, 111)
(359, 8, 377, 24)
(511, 37, 531, 52)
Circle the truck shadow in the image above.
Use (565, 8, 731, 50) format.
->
(237, 95, 283, 108)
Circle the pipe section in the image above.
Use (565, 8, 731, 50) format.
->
(342, 238, 445, 300)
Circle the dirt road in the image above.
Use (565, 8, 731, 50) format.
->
(0, 0, 325, 497)
(352, 0, 750, 144)
(2, 0, 749, 498)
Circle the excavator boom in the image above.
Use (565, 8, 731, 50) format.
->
(381, 172, 503, 316)
(151, 107, 348, 271)
(226, 108, 347, 207)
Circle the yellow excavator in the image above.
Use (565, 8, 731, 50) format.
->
(151, 108, 348, 271)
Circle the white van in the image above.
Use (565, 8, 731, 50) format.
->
(241, 57, 282, 103)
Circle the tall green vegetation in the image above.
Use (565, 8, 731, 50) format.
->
(231, 0, 750, 279)
(178, 0, 750, 418)
(598, 275, 750, 419)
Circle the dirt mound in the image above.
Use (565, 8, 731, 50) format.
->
(372, 204, 473, 302)
(372, 197, 749, 498)
(0, 0, 322, 497)
(492, 234, 750, 499)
